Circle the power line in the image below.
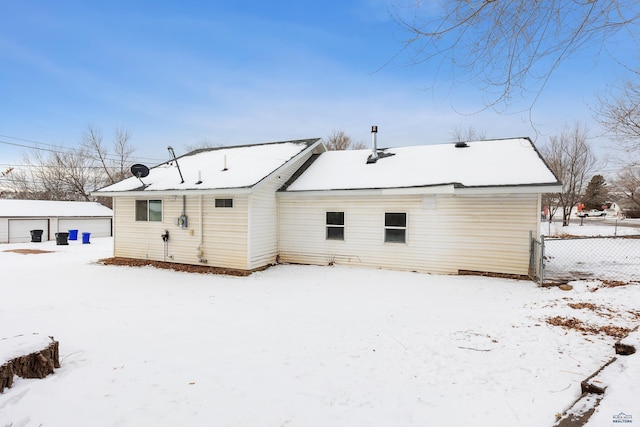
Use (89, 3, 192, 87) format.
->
(0, 133, 68, 148)
(0, 138, 64, 154)
(0, 133, 167, 164)
(0, 162, 120, 170)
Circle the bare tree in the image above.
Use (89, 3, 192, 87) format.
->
(4, 125, 135, 202)
(112, 127, 135, 183)
(326, 130, 352, 151)
(19, 146, 95, 200)
(17, 148, 76, 200)
(81, 125, 110, 182)
(3, 162, 38, 199)
(392, 1, 640, 110)
(597, 76, 640, 164)
(540, 123, 596, 226)
(325, 130, 366, 151)
(449, 125, 487, 142)
(183, 138, 223, 153)
(81, 124, 135, 185)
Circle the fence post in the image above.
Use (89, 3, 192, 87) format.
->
(529, 230, 533, 281)
(539, 235, 545, 285)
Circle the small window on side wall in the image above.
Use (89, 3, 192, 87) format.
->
(135, 199, 163, 222)
(326, 211, 344, 240)
(215, 198, 233, 208)
(384, 212, 406, 243)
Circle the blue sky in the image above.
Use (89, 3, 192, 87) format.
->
(1, 1, 637, 168)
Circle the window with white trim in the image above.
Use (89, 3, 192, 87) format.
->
(135, 199, 162, 222)
(384, 212, 406, 243)
(326, 211, 345, 240)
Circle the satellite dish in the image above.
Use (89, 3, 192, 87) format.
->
(131, 164, 150, 178)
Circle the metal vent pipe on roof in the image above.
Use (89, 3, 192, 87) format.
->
(371, 125, 378, 160)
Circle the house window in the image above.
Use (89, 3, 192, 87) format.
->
(136, 199, 162, 222)
(215, 198, 233, 208)
(326, 212, 344, 240)
(384, 212, 406, 243)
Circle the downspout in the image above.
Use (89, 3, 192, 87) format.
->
(247, 193, 252, 270)
(197, 194, 207, 263)
(112, 198, 116, 255)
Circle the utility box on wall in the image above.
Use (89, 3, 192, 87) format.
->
(175, 215, 188, 228)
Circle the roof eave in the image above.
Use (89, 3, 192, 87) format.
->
(278, 182, 563, 197)
(92, 187, 254, 197)
(453, 183, 563, 195)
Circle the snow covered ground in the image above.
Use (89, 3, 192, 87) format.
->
(1, 236, 639, 427)
(541, 219, 640, 285)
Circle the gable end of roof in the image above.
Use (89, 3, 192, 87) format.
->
(278, 153, 322, 192)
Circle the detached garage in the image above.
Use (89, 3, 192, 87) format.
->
(0, 199, 113, 243)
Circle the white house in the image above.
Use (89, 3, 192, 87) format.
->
(278, 137, 561, 276)
(0, 199, 113, 243)
(95, 136, 561, 277)
(95, 139, 325, 270)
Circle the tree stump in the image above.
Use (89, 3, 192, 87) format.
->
(0, 361, 14, 391)
(0, 335, 59, 393)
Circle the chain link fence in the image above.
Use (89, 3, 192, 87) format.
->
(530, 234, 640, 285)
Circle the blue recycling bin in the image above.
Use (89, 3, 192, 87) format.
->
(82, 232, 91, 244)
(68, 229, 78, 240)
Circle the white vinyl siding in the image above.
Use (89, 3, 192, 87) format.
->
(202, 194, 248, 269)
(114, 197, 171, 262)
(434, 194, 539, 275)
(247, 146, 322, 270)
(113, 195, 249, 270)
(278, 195, 431, 271)
(278, 193, 539, 276)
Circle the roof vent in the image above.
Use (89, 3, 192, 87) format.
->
(367, 125, 379, 164)
(455, 141, 470, 148)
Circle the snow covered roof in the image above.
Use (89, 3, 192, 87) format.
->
(283, 138, 561, 192)
(96, 139, 322, 194)
(0, 199, 113, 217)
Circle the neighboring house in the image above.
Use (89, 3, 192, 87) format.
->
(95, 136, 561, 277)
(94, 139, 325, 271)
(605, 202, 624, 217)
(0, 199, 113, 243)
